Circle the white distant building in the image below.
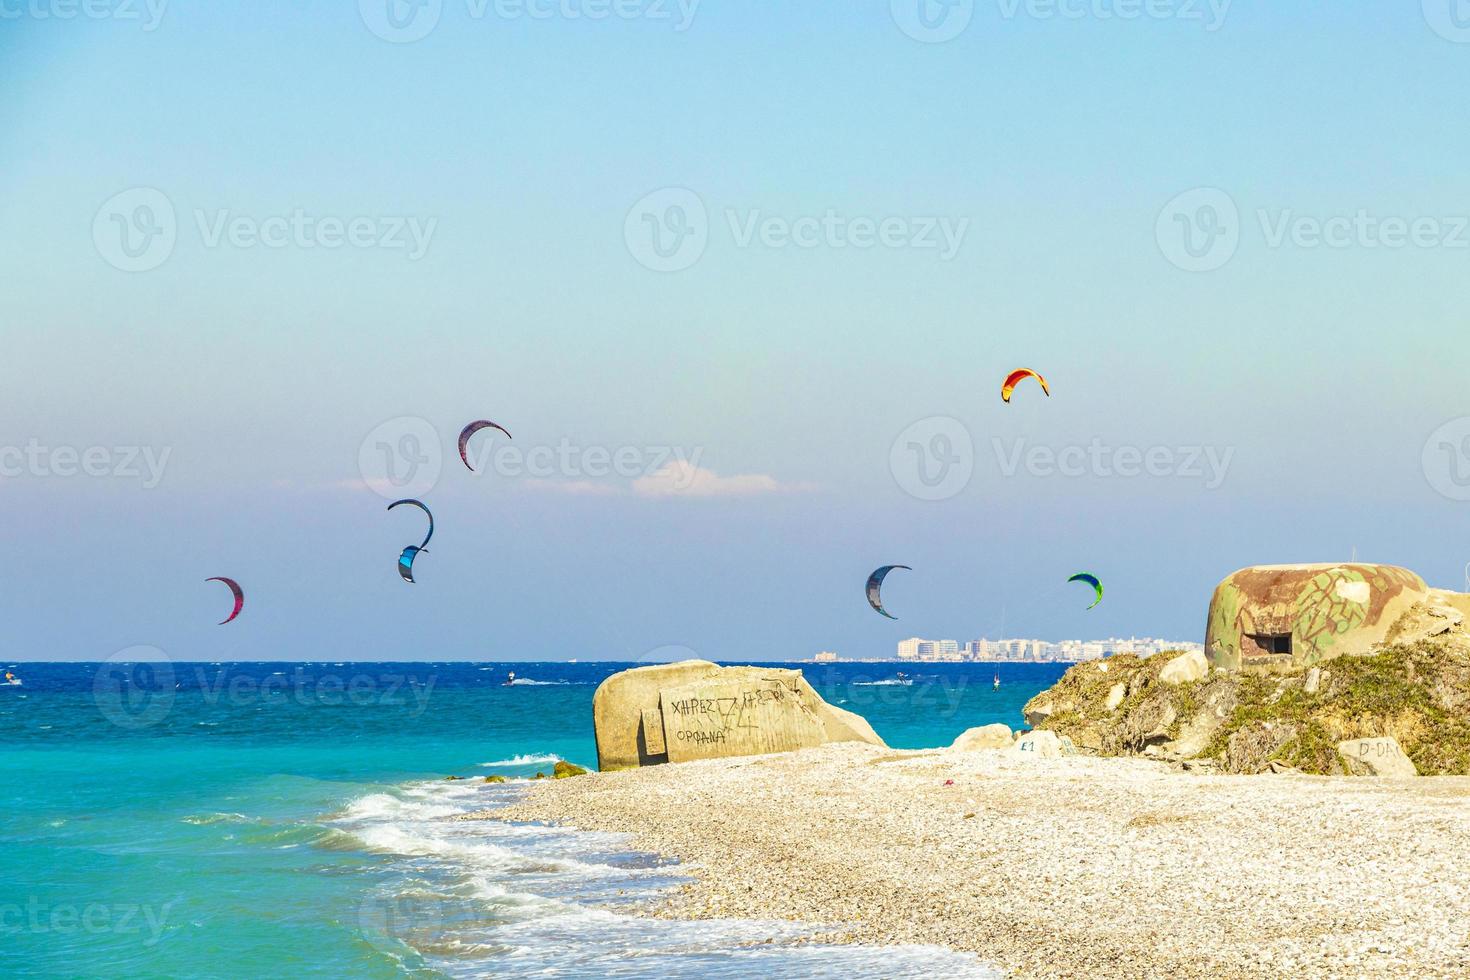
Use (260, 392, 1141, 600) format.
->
(813, 651, 839, 662)
(896, 634, 1201, 662)
(966, 639, 994, 660)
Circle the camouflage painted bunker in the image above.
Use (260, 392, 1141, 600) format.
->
(1204, 563, 1432, 671)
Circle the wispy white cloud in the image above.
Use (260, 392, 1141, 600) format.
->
(521, 478, 620, 496)
(631, 461, 813, 498)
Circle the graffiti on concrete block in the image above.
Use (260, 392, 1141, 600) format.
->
(659, 677, 824, 763)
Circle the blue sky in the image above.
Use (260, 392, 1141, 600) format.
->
(4, 2, 1470, 661)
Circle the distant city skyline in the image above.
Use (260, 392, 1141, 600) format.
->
(889, 635, 1205, 664)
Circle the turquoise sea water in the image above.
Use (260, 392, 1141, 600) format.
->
(0, 660, 1064, 979)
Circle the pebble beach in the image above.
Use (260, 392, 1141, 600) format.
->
(472, 742, 1470, 979)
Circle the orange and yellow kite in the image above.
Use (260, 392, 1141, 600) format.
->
(1001, 368, 1050, 403)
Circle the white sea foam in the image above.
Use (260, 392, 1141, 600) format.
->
(334, 770, 999, 978)
(339, 793, 463, 823)
(477, 753, 560, 767)
(182, 812, 254, 826)
(852, 679, 913, 687)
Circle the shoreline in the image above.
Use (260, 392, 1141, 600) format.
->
(467, 742, 1470, 979)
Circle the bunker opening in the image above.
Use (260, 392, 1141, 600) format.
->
(1244, 633, 1293, 658)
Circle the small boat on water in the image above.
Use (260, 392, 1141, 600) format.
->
(993, 672, 1000, 690)
(4, 671, 22, 687)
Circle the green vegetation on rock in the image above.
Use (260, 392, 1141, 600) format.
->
(1022, 640, 1470, 775)
(553, 760, 588, 779)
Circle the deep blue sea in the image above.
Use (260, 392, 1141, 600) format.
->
(0, 660, 1065, 979)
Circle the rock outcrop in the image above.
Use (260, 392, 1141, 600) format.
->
(1023, 635, 1470, 775)
(1159, 650, 1208, 686)
(1020, 563, 1470, 776)
(592, 660, 886, 771)
(950, 723, 1012, 752)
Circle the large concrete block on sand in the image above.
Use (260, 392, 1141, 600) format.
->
(592, 660, 885, 771)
